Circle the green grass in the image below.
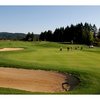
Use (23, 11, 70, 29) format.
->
(0, 40, 100, 94)
(0, 87, 34, 94)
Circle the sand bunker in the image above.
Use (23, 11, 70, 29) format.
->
(0, 48, 23, 51)
(0, 67, 66, 93)
(0, 67, 79, 93)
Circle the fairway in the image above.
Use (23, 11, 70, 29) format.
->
(0, 41, 100, 94)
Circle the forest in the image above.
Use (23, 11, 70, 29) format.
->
(39, 22, 100, 45)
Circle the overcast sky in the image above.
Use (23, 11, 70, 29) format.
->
(0, 6, 100, 34)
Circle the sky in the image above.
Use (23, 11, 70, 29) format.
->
(0, 6, 100, 34)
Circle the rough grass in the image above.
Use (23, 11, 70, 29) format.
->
(0, 41, 100, 94)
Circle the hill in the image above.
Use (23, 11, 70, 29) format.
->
(0, 32, 26, 40)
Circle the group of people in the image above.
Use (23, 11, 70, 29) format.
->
(60, 46, 83, 51)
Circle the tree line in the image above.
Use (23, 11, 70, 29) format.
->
(23, 32, 39, 41)
(1, 22, 100, 46)
(39, 22, 100, 45)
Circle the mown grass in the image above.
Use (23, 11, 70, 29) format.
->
(0, 87, 34, 94)
(0, 41, 100, 94)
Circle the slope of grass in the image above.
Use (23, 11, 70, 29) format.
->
(0, 41, 100, 94)
(0, 87, 34, 94)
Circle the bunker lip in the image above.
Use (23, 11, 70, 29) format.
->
(0, 67, 80, 93)
(62, 73, 80, 91)
(0, 48, 24, 51)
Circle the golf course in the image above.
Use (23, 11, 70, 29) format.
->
(0, 40, 99, 94)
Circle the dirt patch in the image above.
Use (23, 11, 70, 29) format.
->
(0, 48, 23, 51)
(0, 67, 79, 93)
